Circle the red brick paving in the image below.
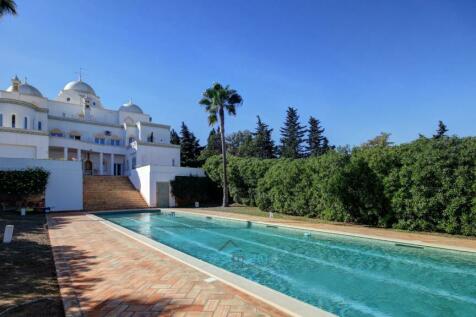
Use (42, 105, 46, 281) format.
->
(47, 213, 289, 317)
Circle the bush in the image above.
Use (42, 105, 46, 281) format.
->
(170, 176, 221, 206)
(204, 136, 476, 236)
(388, 137, 476, 235)
(0, 167, 50, 209)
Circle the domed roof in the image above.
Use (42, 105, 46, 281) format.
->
(63, 80, 96, 96)
(6, 83, 43, 97)
(119, 100, 143, 114)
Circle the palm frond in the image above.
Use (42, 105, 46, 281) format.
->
(0, 0, 17, 17)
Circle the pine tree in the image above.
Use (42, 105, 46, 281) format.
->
(279, 107, 305, 158)
(321, 137, 331, 153)
(170, 128, 180, 145)
(433, 120, 448, 139)
(254, 116, 275, 159)
(179, 122, 201, 167)
(306, 116, 325, 156)
(199, 128, 222, 160)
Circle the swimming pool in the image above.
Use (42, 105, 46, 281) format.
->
(99, 211, 476, 317)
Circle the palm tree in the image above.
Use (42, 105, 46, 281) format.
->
(0, 0, 17, 18)
(199, 83, 243, 207)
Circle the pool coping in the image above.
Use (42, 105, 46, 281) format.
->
(88, 213, 335, 317)
(160, 208, 476, 254)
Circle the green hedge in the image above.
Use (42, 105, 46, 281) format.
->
(204, 136, 476, 236)
(203, 155, 277, 206)
(170, 175, 221, 206)
(0, 168, 50, 209)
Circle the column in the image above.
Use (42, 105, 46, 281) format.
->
(77, 148, 82, 161)
(110, 153, 115, 176)
(99, 152, 103, 175)
(64, 147, 68, 160)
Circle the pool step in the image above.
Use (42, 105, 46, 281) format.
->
(83, 176, 149, 211)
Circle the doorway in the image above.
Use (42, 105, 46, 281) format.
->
(113, 163, 122, 176)
(156, 182, 170, 207)
(84, 160, 93, 175)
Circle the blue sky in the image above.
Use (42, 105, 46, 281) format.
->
(1, 0, 475, 146)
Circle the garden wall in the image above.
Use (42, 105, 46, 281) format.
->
(0, 158, 83, 211)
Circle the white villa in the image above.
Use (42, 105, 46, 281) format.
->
(0, 75, 204, 211)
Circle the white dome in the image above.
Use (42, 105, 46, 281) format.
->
(6, 83, 43, 97)
(63, 80, 96, 96)
(119, 100, 143, 114)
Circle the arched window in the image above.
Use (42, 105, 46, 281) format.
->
(11, 114, 16, 128)
(24, 117, 28, 129)
(110, 135, 121, 146)
(49, 128, 64, 137)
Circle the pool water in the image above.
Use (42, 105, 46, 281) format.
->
(99, 211, 476, 317)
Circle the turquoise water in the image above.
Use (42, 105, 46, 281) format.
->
(99, 211, 476, 317)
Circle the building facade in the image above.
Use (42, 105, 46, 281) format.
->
(0, 75, 181, 175)
(0, 75, 204, 209)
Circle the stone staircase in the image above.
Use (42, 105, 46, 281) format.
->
(83, 176, 149, 211)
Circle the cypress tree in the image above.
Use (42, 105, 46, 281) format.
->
(170, 128, 180, 145)
(433, 120, 448, 139)
(306, 116, 325, 156)
(279, 107, 306, 158)
(180, 122, 201, 167)
(254, 116, 275, 158)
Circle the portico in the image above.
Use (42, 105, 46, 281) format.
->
(49, 146, 126, 176)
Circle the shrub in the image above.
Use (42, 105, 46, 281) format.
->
(204, 137, 476, 236)
(389, 137, 476, 234)
(0, 167, 50, 209)
(170, 176, 221, 206)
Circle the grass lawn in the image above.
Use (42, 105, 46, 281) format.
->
(0, 212, 63, 317)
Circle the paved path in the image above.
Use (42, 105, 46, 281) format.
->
(178, 208, 476, 252)
(47, 213, 288, 317)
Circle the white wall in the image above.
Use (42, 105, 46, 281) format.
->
(0, 158, 83, 211)
(129, 165, 151, 205)
(129, 164, 205, 207)
(135, 143, 180, 167)
(0, 129, 49, 159)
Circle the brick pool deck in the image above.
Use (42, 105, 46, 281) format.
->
(47, 213, 289, 317)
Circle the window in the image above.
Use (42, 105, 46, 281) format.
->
(66, 97, 70, 102)
(172, 158, 175, 167)
(23, 117, 28, 129)
(111, 139, 120, 146)
(95, 137, 105, 145)
(50, 130, 64, 137)
(70, 135, 81, 140)
(0, 113, 3, 127)
(11, 114, 16, 128)
(38, 121, 42, 130)
(147, 132, 154, 143)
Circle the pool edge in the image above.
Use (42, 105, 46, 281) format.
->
(160, 208, 476, 254)
(88, 213, 335, 317)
